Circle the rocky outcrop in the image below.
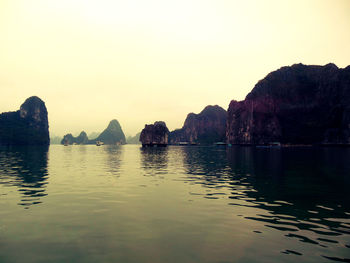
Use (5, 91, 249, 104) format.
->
(0, 96, 50, 145)
(61, 131, 89, 145)
(169, 105, 227, 144)
(92, 119, 126, 145)
(226, 63, 350, 145)
(140, 121, 169, 147)
(61, 119, 126, 145)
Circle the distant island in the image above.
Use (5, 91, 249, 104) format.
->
(1, 63, 349, 147)
(61, 119, 126, 145)
(139, 105, 227, 147)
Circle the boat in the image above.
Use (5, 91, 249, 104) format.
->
(256, 142, 281, 148)
(215, 142, 227, 146)
(96, 141, 104, 146)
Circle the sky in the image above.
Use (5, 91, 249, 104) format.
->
(0, 0, 349, 137)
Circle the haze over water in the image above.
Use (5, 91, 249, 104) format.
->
(0, 145, 349, 263)
(1, 0, 349, 136)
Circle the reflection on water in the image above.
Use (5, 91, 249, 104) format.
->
(103, 145, 123, 176)
(182, 146, 229, 177)
(180, 146, 350, 262)
(0, 145, 349, 263)
(140, 147, 168, 176)
(227, 147, 350, 261)
(0, 146, 49, 208)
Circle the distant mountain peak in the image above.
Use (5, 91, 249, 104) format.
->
(95, 119, 126, 144)
(106, 119, 122, 130)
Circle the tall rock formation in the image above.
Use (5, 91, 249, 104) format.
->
(93, 119, 126, 145)
(0, 96, 50, 145)
(169, 105, 227, 144)
(226, 63, 350, 145)
(140, 121, 169, 147)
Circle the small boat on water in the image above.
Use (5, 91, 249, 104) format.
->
(256, 142, 281, 148)
(96, 141, 104, 146)
(270, 142, 281, 147)
(215, 142, 227, 146)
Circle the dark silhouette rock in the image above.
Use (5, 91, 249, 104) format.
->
(226, 63, 350, 145)
(169, 105, 227, 144)
(140, 121, 169, 147)
(0, 96, 49, 145)
(91, 119, 126, 145)
(61, 131, 89, 145)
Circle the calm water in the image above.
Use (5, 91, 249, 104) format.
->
(0, 145, 349, 263)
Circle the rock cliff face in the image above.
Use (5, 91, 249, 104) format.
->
(61, 131, 89, 145)
(169, 105, 227, 144)
(226, 63, 350, 145)
(140, 121, 169, 146)
(0, 96, 50, 145)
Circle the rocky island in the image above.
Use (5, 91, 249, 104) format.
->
(0, 96, 50, 145)
(91, 119, 126, 145)
(61, 131, 89, 145)
(140, 121, 169, 147)
(226, 63, 350, 145)
(61, 119, 126, 145)
(169, 105, 227, 145)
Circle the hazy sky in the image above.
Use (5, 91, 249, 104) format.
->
(0, 0, 349, 137)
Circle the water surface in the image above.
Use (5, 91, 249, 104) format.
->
(0, 145, 349, 262)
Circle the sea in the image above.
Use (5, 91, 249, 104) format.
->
(0, 145, 349, 263)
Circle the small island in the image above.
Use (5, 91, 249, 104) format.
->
(140, 121, 169, 147)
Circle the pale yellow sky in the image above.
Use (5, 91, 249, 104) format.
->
(0, 0, 349, 137)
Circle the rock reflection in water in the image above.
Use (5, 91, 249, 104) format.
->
(179, 145, 350, 262)
(180, 146, 230, 191)
(103, 145, 124, 176)
(226, 146, 350, 261)
(140, 147, 168, 176)
(0, 146, 49, 208)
